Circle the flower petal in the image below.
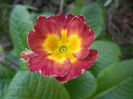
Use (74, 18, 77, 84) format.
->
(28, 31, 49, 55)
(27, 53, 71, 77)
(67, 16, 94, 59)
(73, 48, 90, 59)
(56, 49, 98, 83)
(47, 14, 65, 29)
(28, 16, 59, 55)
(76, 15, 86, 22)
(47, 14, 73, 30)
(34, 16, 59, 34)
(47, 14, 85, 30)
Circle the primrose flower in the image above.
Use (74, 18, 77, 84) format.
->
(21, 14, 98, 83)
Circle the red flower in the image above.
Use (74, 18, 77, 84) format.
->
(21, 14, 98, 83)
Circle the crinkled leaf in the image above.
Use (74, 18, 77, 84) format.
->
(91, 59, 133, 99)
(90, 41, 121, 76)
(82, 3, 105, 39)
(4, 72, 70, 99)
(65, 71, 97, 99)
(70, 7, 82, 15)
(0, 66, 15, 99)
(9, 5, 33, 57)
(70, 0, 84, 15)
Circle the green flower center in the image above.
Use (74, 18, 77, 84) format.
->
(59, 45, 68, 53)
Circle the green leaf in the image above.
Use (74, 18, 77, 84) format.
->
(40, 12, 53, 18)
(9, 5, 33, 57)
(20, 58, 28, 71)
(91, 59, 133, 99)
(70, 0, 84, 15)
(82, 3, 105, 39)
(90, 41, 121, 76)
(4, 72, 70, 99)
(70, 7, 82, 15)
(31, 12, 39, 24)
(0, 66, 15, 99)
(65, 71, 97, 99)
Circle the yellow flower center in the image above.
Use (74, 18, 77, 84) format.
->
(42, 29, 81, 63)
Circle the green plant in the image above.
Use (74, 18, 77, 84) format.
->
(0, 1, 132, 99)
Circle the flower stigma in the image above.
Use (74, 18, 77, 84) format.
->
(59, 45, 68, 53)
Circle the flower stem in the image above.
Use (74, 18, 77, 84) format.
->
(59, 0, 64, 13)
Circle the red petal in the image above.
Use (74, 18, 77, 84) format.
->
(28, 16, 59, 55)
(28, 31, 50, 55)
(67, 16, 94, 59)
(47, 14, 66, 29)
(27, 53, 71, 77)
(27, 53, 44, 71)
(73, 48, 90, 59)
(47, 14, 85, 30)
(56, 49, 98, 83)
(76, 15, 86, 22)
(34, 16, 59, 34)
